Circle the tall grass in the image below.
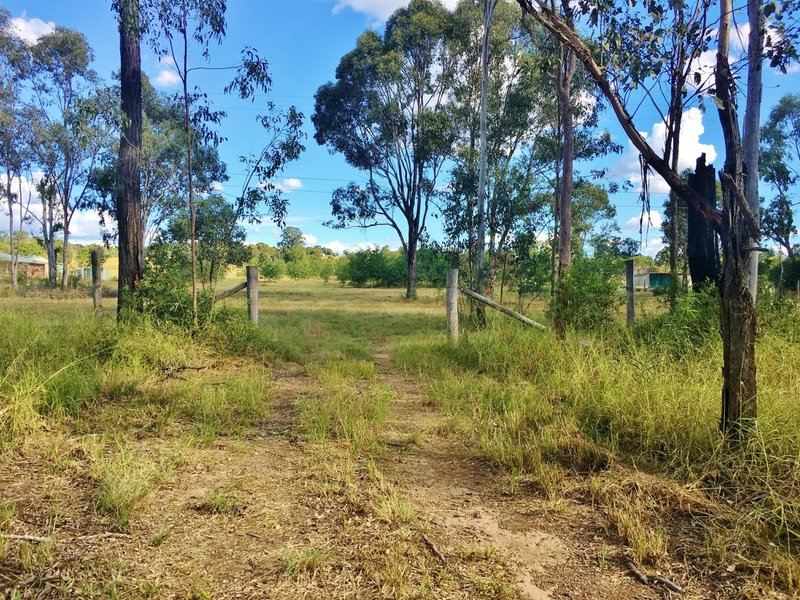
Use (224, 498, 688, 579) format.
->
(395, 307, 800, 578)
(0, 309, 274, 446)
(299, 360, 391, 452)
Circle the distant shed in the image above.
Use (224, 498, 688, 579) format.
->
(633, 272, 672, 291)
(0, 252, 48, 278)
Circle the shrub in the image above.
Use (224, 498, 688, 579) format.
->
(549, 257, 622, 332)
(134, 268, 213, 329)
(259, 257, 285, 280)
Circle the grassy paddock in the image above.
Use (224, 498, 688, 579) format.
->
(2, 279, 799, 593)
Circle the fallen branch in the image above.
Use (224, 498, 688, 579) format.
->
(460, 288, 547, 331)
(624, 556, 685, 594)
(1, 532, 131, 543)
(421, 533, 447, 566)
(75, 532, 131, 541)
(0, 534, 50, 543)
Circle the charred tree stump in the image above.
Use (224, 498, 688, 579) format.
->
(687, 154, 721, 290)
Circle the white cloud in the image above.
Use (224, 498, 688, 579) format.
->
(302, 233, 318, 246)
(8, 13, 55, 45)
(211, 181, 224, 192)
(154, 69, 180, 87)
(639, 237, 665, 258)
(324, 240, 380, 254)
(331, 0, 458, 20)
(68, 210, 112, 244)
(686, 49, 717, 94)
(272, 177, 303, 193)
(612, 107, 717, 194)
(626, 210, 663, 230)
(785, 63, 800, 74)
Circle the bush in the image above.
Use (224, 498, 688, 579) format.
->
(769, 257, 800, 293)
(549, 257, 621, 332)
(259, 257, 285, 280)
(133, 267, 213, 329)
(336, 247, 406, 288)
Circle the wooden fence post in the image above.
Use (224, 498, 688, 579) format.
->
(446, 268, 459, 342)
(625, 258, 635, 325)
(246, 265, 259, 325)
(91, 249, 102, 312)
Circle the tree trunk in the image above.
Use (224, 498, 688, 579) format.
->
(716, 0, 758, 436)
(474, 0, 498, 326)
(61, 226, 70, 289)
(553, 24, 576, 337)
(667, 110, 682, 309)
(116, 0, 144, 316)
(719, 205, 758, 435)
(686, 154, 721, 290)
(743, 0, 764, 301)
(6, 175, 16, 288)
(406, 235, 418, 300)
(182, 16, 198, 328)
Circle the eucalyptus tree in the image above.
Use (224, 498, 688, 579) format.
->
(89, 80, 228, 258)
(760, 93, 800, 259)
(113, 0, 145, 312)
(313, 0, 457, 299)
(515, 0, 799, 435)
(29, 28, 115, 288)
(445, 1, 554, 300)
(160, 193, 248, 293)
(594, 0, 717, 302)
(142, 0, 297, 325)
(0, 9, 32, 288)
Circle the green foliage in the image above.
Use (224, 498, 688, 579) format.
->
(134, 247, 212, 329)
(259, 256, 285, 280)
(336, 247, 406, 288)
(549, 257, 622, 332)
(760, 93, 800, 257)
(626, 286, 719, 358)
(757, 282, 800, 343)
(767, 256, 800, 294)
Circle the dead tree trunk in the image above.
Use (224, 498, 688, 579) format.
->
(686, 154, 721, 290)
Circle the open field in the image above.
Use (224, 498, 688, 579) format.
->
(1, 279, 799, 599)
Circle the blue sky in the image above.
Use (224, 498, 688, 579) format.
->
(5, 0, 799, 255)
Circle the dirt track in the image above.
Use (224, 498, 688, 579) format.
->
(1, 341, 715, 599)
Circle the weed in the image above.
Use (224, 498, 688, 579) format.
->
(459, 544, 496, 561)
(375, 492, 415, 524)
(195, 489, 241, 515)
(150, 526, 173, 547)
(276, 546, 330, 577)
(91, 445, 158, 529)
(0, 503, 14, 530)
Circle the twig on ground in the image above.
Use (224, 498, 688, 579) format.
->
(624, 556, 685, 594)
(1, 532, 131, 543)
(1, 534, 51, 543)
(74, 532, 131, 541)
(422, 533, 447, 566)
